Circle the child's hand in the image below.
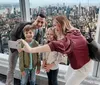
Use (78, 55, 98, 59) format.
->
(44, 64, 54, 72)
(42, 61, 46, 69)
(18, 49, 22, 53)
(21, 71, 26, 76)
(36, 70, 40, 74)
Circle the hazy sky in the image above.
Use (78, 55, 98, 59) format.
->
(0, 0, 100, 7)
(0, 0, 99, 3)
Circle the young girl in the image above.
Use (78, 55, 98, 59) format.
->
(42, 27, 63, 85)
(18, 25, 41, 85)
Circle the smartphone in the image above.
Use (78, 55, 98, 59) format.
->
(8, 40, 21, 49)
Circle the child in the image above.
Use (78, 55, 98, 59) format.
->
(42, 27, 63, 85)
(18, 25, 41, 85)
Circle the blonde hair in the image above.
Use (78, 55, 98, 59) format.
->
(54, 15, 71, 35)
(46, 27, 57, 40)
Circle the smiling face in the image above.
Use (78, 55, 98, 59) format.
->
(46, 28, 56, 42)
(36, 16, 46, 28)
(23, 25, 34, 42)
(24, 30, 34, 42)
(32, 16, 46, 29)
(53, 15, 71, 36)
(53, 19, 63, 36)
(24, 30, 34, 41)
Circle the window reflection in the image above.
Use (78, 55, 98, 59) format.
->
(0, 1, 21, 54)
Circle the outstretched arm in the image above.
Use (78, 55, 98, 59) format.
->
(20, 39, 51, 53)
(20, 37, 71, 54)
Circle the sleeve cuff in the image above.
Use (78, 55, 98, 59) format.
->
(48, 42, 55, 51)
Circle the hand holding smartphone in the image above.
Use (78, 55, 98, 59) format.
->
(8, 40, 21, 49)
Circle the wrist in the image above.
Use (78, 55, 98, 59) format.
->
(30, 48, 33, 53)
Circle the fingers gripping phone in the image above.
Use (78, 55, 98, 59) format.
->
(8, 40, 21, 49)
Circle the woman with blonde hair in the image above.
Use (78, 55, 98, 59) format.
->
(19, 15, 92, 85)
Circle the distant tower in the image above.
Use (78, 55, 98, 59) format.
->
(14, 7, 16, 15)
(63, 3, 66, 11)
(78, 3, 81, 16)
(11, 5, 14, 14)
(57, 3, 59, 8)
(63, 3, 65, 7)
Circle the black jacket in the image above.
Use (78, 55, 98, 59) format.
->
(10, 22, 32, 41)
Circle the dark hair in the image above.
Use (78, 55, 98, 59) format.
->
(37, 13, 46, 18)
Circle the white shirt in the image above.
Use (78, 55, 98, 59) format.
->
(43, 51, 63, 70)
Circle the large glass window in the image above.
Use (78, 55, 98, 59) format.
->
(0, 0, 100, 61)
(29, 0, 100, 65)
(29, 0, 100, 38)
(0, 0, 21, 54)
